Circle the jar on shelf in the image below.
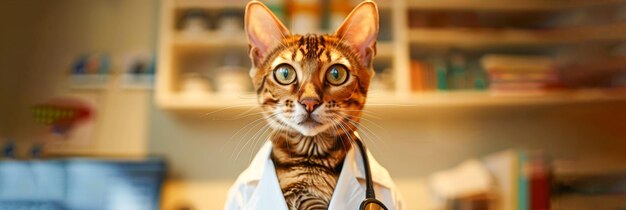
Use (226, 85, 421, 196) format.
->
(218, 10, 243, 37)
(215, 51, 251, 95)
(181, 72, 211, 98)
(181, 9, 209, 37)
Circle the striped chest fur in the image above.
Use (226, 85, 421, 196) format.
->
(271, 132, 352, 210)
(244, 1, 379, 209)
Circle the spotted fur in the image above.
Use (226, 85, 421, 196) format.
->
(245, 2, 379, 209)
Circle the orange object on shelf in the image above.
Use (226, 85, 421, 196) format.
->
(411, 60, 431, 92)
(286, 0, 322, 33)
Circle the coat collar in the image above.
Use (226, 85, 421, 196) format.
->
(238, 140, 394, 191)
(238, 141, 394, 209)
(244, 142, 289, 210)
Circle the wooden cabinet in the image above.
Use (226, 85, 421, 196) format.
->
(156, 0, 626, 111)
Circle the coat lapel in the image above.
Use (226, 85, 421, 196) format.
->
(244, 143, 289, 210)
(328, 143, 396, 210)
(327, 147, 365, 210)
(240, 141, 393, 210)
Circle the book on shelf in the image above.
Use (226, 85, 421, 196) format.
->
(410, 52, 489, 92)
(482, 54, 564, 95)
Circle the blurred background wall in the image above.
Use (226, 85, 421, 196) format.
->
(0, 1, 43, 140)
(1, 0, 626, 210)
(0, 0, 156, 155)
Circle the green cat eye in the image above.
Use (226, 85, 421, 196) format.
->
(273, 64, 297, 85)
(326, 64, 349, 86)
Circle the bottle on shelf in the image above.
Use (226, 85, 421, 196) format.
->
(447, 52, 468, 90)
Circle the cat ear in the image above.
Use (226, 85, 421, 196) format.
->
(334, 1, 379, 68)
(245, 1, 290, 67)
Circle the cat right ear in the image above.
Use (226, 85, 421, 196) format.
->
(334, 1, 379, 68)
(245, 1, 290, 67)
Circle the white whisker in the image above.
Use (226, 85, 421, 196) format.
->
(229, 112, 283, 160)
(202, 104, 260, 117)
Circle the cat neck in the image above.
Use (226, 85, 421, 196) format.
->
(270, 130, 354, 169)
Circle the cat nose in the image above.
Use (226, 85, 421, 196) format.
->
(299, 98, 320, 113)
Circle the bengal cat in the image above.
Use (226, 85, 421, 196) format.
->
(245, 1, 379, 209)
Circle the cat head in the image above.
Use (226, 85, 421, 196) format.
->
(245, 1, 379, 136)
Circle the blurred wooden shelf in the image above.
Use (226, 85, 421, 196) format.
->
(373, 89, 626, 108)
(156, 89, 626, 110)
(172, 33, 395, 54)
(172, 32, 248, 48)
(407, 0, 626, 11)
(157, 93, 257, 110)
(175, 0, 248, 9)
(409, 23, 626, 48)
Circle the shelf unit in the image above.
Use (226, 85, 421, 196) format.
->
(173, 32, 249, 48)
(406, 0, 626, 11)
(408, 23, 626, 48)
(156, 0, 626, 110)
(174, 0, 249, 9)
(368, 89, 626, 107)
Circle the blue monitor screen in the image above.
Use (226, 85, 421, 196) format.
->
(0, 158, 165, 210)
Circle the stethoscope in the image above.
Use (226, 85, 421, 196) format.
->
(353, 131, 389, 210)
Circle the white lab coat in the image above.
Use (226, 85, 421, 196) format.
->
(224, 141, 403, 210)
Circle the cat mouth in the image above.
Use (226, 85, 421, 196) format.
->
(298, 117, 322, 128)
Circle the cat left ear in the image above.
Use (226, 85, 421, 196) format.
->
(245, 1, 290, 67)
(334, 1, 379, 68)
